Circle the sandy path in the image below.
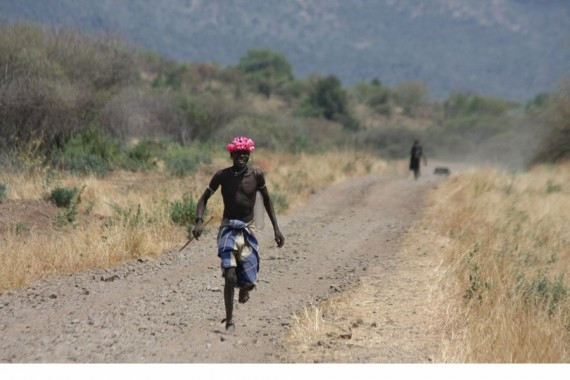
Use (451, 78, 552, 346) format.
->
(0, 165, 452, 363)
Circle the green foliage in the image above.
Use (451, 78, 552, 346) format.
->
(0, 183, 7, 203)
(50, 187, 80, 208)
(163, 144, 212, 177)
(169, 193, 198, 226)
(444, 92, 516, 118)
(237, 49, 293, 98)
(306, 76, 348, 120)
(108, 202, 145, 228)
(298, 75, 359, 130)
(351, 80, 392, 116)
(52, 185, 85, 228)
(517, 273, 568, 315)
(54, 125, 119, 176)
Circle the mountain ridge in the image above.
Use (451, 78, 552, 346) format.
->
(1, 0, 569, 100)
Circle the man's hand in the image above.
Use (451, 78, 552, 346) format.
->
(274, 229, 285, 248)
(192, 220, 203, 240)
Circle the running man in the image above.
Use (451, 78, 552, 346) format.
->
(192, 136, 285, 332)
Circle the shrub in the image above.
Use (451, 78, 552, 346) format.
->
(305, 75, 349, 121)
(169, 193, 198, 226)
(50, 187, 79, 208)
(54, 124, 121, 175)
(52, 186, 85, 227)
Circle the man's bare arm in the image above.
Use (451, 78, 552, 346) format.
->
(192, 187, 213, 240)
(256, 171, 284, 248)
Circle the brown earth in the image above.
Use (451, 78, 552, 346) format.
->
(0, 163, 461, 363)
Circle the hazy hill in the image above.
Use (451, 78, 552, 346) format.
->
(1, 0, 569, 100)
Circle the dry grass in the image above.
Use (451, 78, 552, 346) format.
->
(284, 162, 569, 363)
(423, 162, 570, 362)
(0, 150, 388, 292)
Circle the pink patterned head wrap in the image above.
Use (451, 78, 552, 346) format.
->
(226, 136, 255, 153)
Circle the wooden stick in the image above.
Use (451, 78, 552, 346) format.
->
(178, 216, 214, 252)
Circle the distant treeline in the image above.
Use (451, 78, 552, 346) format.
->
(0, 25, 567, 175)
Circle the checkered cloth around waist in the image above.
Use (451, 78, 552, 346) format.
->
(217, 219, 259, 286)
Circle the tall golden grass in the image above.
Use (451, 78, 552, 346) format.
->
(425, 162, 569, 362)
(284, 162, 569, 363)
(0, 150, 387, 292)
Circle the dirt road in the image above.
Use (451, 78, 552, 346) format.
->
(0, 166, 450, 363)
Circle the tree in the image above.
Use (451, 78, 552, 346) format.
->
(237, 49, 293, 98)
(308, 76, 348, 120)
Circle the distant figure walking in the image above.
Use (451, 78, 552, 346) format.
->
(409, 140, 427, 180)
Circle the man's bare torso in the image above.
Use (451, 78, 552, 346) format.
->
(209, 167, 260, 222)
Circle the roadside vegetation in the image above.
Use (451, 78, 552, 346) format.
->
(0, 24, 568, 361)
(285, 83, 569, 362)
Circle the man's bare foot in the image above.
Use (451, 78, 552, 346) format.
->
(238, 288, 250, 304)
(222, 318, 235, 333)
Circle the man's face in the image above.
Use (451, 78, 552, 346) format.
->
(231, 150, 250, 169)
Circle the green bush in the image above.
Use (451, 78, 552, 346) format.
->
(51, 186, 85, 227)
(50, 187, 79, 208)
(169, 193, 198, 226)
(305, 75, 349, 121)
(350, 79, 392, 116)
(55, 125, 120, 175)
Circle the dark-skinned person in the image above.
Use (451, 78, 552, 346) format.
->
(192, 136, 285, 332)
(409, 139, 427, 180)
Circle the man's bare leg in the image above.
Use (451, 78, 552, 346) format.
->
(223, 268, 237, 332)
